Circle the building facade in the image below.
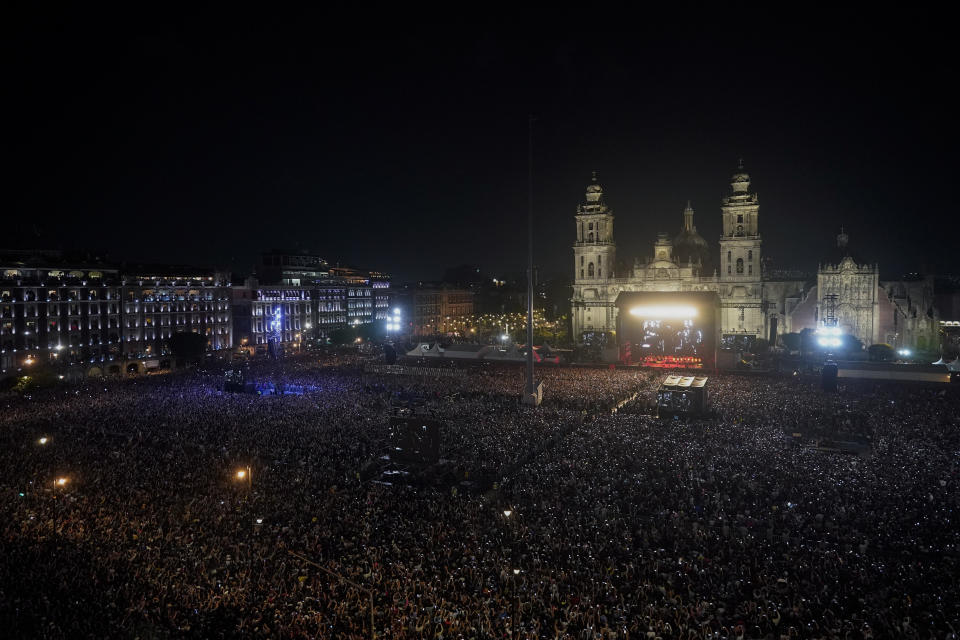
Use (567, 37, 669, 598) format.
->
(393, 287, 476, 336)
(249, 286, 313, 350)
(1, 252, 232, 376)
(249, 252, 392, 345)
(1, 251, 123, 374)
(121, 267, 233, 358)
(570, 166, 942, 352)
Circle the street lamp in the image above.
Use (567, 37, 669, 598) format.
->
(52, 476, 70, 535)
(38, 436, 49, 445)
(236, 466, 252, 491)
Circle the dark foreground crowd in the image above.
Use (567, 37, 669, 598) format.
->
(1, 356, 957, 639)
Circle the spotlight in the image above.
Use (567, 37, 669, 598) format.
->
(629, 305, 698, 319)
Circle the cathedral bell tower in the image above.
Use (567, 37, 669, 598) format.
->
(719, 160, 762, 281)
(573, 172, 616, 282)
(571, 172, 617, 339)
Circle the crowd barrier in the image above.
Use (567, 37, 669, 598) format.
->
(364, 364, 467, 378)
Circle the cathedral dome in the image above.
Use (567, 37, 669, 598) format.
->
(673, 202, 712, 273)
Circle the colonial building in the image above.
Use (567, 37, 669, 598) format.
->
(248, 285, 313, 350)
(1, 250, 122, 374)
(236, 253, 393, 351)
(571, 165, 942, 352)
(120, 266, 234, 358)
(1, 252, 232, 376)
(393, 286, 475, 336)
(249, 251, 392, 342)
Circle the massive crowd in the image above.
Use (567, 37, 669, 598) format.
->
(1, 354, 957, 639)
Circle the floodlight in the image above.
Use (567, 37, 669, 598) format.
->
(629, 306, 698, 319)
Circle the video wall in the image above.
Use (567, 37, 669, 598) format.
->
(615, 291, 721, 368)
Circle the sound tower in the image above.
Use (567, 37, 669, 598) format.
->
(389, 415, 442, 463)
(821, 361, 839, 391)
(384, 344, 397, 365)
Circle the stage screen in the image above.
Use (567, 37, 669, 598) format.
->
(615, 291, 721, 368)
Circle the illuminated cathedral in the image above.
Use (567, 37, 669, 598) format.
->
(570, 164, 940, 352)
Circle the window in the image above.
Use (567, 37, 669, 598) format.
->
(580, 256, 584, 265)
(588, 232, 594, 242)
(588, 263, 595, 277)
(748, 265, 753, 275)
(728, 265, 732, 274)
(580, 269, 584, 278)
(727, 251, 731, 262)
(597, 256, 601, 266)
(588, 222, 593, 230)
(748, 250, 753, 261)
(737, 214, 743, 223)
(737, 224, 743, 235)
(736, 258, 744, 274)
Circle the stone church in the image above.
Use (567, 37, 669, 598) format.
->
(570, 164, 939, 351)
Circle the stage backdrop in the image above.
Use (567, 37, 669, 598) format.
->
(614, 291, 721, 369)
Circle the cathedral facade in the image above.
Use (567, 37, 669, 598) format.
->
(570, 165, 940, 352)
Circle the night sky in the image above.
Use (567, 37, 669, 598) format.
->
(7, 13, 957, 282)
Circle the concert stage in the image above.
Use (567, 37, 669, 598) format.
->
(615, 291, 721, 369)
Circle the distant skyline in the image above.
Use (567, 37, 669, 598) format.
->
(7, 12, 957, 282)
